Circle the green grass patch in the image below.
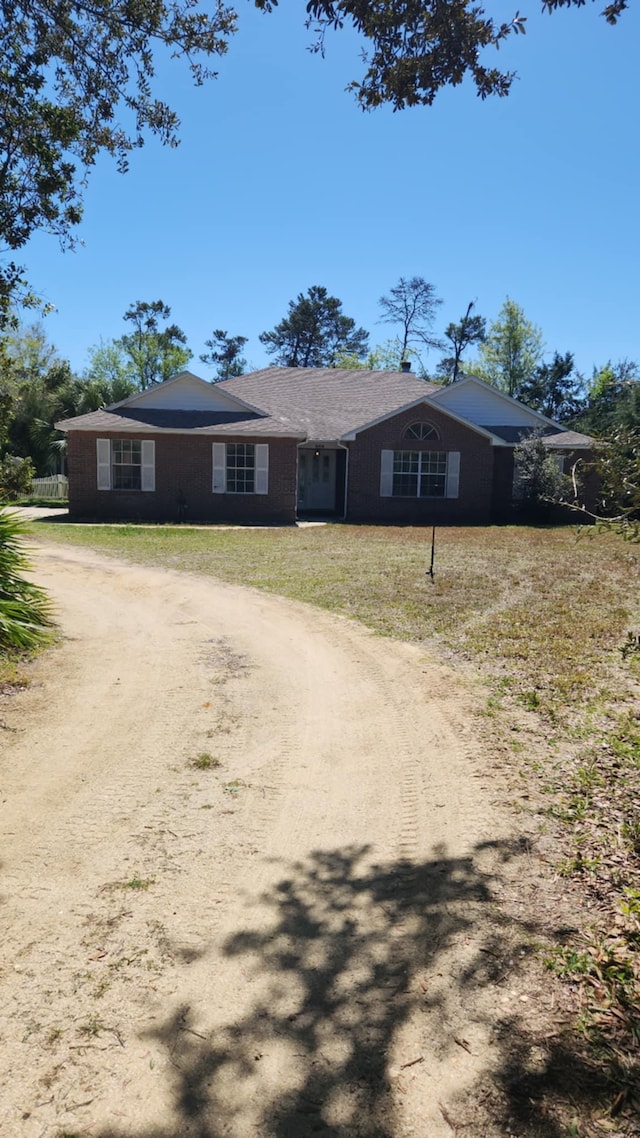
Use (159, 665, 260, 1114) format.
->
(118, 876, 154, 891)
(13, 497, 68, 508)
(189, 751, 221, 771)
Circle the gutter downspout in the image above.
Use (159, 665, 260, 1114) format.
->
(337, 442, 349, 521)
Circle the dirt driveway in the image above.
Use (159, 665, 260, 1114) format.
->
(0, 541, 542, 1137)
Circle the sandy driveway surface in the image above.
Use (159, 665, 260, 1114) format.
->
(0, 541, 526, 1138)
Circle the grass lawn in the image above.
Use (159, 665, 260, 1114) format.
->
(35, 520, 639, 717)
(18, 520, 640, 1123)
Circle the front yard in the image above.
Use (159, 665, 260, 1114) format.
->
(25, 520, 640, 1130)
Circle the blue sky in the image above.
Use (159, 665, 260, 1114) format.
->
(21, 1, 640, 381)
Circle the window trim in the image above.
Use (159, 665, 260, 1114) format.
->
(380, 449, 460, 499)
(96, 438, 155, 492)
(212, 442, 269, 495)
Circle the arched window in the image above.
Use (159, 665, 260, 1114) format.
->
(404, 422, 439, 441)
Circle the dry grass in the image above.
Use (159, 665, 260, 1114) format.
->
(33, 521, 639, 705)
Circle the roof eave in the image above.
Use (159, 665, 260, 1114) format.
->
(56, 420, 304, 439)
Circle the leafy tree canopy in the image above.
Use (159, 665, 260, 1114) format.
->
(0, 0, 628, 320)
(0, 322, 75, 473)
(120, 300, 192, 388)
(474, 297, 544, 399)
(259, 285, 369, 368)
(518, 350, 584, 422)
(81, 340, 139, 407)
(256, 1, 628, 110)
(573, 359, 640, 436)
(0, 0, 236, 321)
(334, 338, 425, 374)
(200, 330, 248, 381)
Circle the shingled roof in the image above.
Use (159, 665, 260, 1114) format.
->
(57, 367, 592, 447)
(218, 367, 439, 440)
(57, 405, 300, 437)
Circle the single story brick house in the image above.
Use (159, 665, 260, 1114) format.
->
(57, 367, 594, 525)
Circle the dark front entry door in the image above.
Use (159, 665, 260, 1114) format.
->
(298, 448, 336, 512)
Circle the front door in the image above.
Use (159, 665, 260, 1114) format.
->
(298, 448, 337, 512)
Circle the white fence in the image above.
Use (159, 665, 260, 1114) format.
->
(31, 474, 69, 499)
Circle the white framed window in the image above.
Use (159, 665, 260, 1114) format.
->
(212, 443, 269, 495)
(96, 439, 155, 491)
(380, 449, 460, 499)
(112, 439, 142, 489)
(226, 443, 255, 494)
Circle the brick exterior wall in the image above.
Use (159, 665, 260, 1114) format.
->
(491, 448, 516, 522)
(345, 405, 495, 524)
(67, 432, 298, 523)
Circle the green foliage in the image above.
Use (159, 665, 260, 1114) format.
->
(0, 455, 34, 501)
(200, 330, 247, 381)
(0, 0, 236, 319)
(476, 297, 544, 398)
(333, 338, 423, 373)
(257, 1, 627, 110)
(573, 360, 640, 437)
(513, 431, 572, 512)
(189, 751, 222, 770)
(258, 1, 525, 108)
(0, 0, 630, 324)
(80, 340, 138, 407)
(120, 300, 192, 388)
(0, 510, 53, 651)
(591, 429, 640, 519)
(1, 322, 75, 473)
(519, 351, 584, 422)
(259, 285, 369, 367)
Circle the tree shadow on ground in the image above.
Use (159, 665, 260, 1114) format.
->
(90, 842, 608, 1138)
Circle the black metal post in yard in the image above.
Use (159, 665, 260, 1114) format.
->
(427, 524, 435, 580)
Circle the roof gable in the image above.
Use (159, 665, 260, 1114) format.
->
(114, 371, 266, 415)
(342, 394, 500, 443)
(431, 375, 563, 431)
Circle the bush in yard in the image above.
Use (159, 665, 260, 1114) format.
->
(513, 431, 574, 519)
(0, 510, 53, 651)
(0, 455, 34, 503)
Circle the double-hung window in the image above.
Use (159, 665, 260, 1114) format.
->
(96, 439, 155, 491)
(393, 450, 447, 497)
(380, 448, 460, 499)
(112, 440, 142, 490)
(212, 443, 269, 495)
(226, 443, 255, 494)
